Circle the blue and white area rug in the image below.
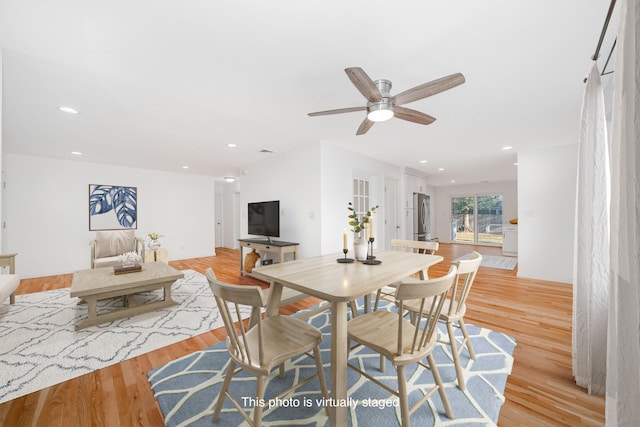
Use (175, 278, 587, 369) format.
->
(0, 269, 237, 404)
(148, 301, 516, 426)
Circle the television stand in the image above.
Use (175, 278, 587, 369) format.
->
(238, 238, 299, 276)
(238, 238, 304, 306)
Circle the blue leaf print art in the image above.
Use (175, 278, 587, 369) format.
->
(89, 185, 137, 230)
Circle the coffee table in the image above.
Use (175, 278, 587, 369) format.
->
(70, 261, 184, 330)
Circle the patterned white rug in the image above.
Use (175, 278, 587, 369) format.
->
(457, 254, 518, 270)
(0, 269, 231, 404)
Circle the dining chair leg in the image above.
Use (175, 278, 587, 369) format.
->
(379, 354, 386, 372)
(349, 301, 359, 318)
(397, 365, 410, 427)
(446, 321, 466, 391)
(253, 375, 267, 427)
(459, 319, 476, 360)
(313, 345, 330, 416)
(373, 289, 382, 311)
(427, 354, 454, 419)
(212, 359, 236, 421)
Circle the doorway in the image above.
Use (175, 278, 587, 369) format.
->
(384, 178, 400, 249)
(214, 193, 223, 248)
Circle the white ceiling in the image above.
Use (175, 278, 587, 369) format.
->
(0, 0, 616, 186)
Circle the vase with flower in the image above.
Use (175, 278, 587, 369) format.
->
(347, 202, 378, 261)
(147, 232, 164, 249)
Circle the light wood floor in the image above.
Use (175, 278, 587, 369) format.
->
(0, 244, 605, 426)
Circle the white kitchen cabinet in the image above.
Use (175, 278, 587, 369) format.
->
(502, 225, 518, 256)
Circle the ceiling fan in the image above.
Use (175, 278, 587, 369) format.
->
(308, 67, 465, 135)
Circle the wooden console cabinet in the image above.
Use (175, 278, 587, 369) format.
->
(238, 239, 299, 276)
(238, 239, 303, 307)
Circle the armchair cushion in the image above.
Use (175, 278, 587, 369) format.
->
(94, 230, 136, 259)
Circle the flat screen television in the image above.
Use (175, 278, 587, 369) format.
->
(248, 200, 280, 239)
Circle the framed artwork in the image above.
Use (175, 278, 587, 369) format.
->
(89, 184, 138, 230)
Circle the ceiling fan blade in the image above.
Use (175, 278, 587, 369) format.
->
(392, 73, 465, 106)
(394, 106, 436, 125)
(356, 117, 375, 135)
(345, 67, 382, 103)
(308, 106, 366, 116)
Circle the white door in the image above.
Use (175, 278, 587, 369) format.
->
(384, 178, 400, 249)
(214, 193, 223, 248)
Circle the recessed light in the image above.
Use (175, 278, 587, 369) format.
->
(502, 146, 513, 150)
(419, 160, 428, 164)
(227, 143, 237, 148)
(450, 180, 456, 183)
(71, 151, 82, 156)
(182, 166, 190, 169)
(438, 168, 445, 171)
(57, 106, 79, 114)
(513, 162, 519, 166)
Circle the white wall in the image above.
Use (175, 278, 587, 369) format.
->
(240, 143, 322, 259)
(0, 50, 4, 252)
(5, 154, 216, 277)
(319, 143, 403, 255)
(433, 180, 518, 243)
(239, 142, 403, 259)
(517, 144, 577, 283)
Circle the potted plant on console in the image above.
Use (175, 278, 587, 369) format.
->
(347, 202, 378, 261)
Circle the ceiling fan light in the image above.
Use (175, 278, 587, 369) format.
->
(367, 104, 394, 122)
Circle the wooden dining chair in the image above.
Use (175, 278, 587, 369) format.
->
(205, 268, 329, 427)
(347, 266, 457, 426)
(403, 251, 482, 391)
(372, 239, 439, 311)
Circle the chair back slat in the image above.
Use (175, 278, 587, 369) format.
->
(448, 252, 482, 316)
(206, 268, 267, 367)
(390, 239, 439, 255)
(395, 266, 457, 355)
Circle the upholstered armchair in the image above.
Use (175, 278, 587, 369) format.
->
(0, 253, 20, 304)
(90, 230, 145, 269)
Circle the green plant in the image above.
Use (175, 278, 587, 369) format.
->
(347, 202, 378, 234)
(147, 232, 164, 240)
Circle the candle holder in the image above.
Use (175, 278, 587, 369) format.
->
(337, 248, 355, 263)
(363, 238, 382, 265)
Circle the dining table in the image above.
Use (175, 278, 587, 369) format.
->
(251, 249, 443, 426)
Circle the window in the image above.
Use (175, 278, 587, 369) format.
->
(451, 195, 503, 245)
(353, 178, 371, 219)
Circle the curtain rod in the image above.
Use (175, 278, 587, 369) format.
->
(584, 0, 617, 82)
(592, 0, 617, 61)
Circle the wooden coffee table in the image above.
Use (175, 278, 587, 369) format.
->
(70, 262, 184, 330)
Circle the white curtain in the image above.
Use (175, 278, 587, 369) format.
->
(606, 0, 640, 425)
(572, 61, 610, 395)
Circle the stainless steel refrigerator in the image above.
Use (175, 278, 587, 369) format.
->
(413, 193, 431, 241)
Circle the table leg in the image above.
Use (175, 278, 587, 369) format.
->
(330, 300, 348, 426)
(86, 296, 97, 322)
(163, 283, 174, 302)
(265, 281, 283, 317)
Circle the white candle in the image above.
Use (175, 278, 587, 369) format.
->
(369, 216, 374, 239)
(343, 229, 348, 250)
